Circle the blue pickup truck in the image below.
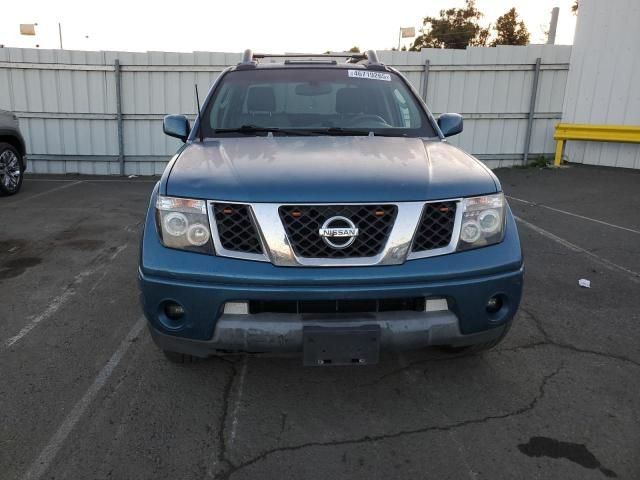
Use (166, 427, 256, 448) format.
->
(139, 50, 523, 365)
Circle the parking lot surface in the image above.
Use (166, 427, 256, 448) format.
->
(1, 164, 639, 480)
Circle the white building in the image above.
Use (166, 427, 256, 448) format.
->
(562, 0, 640, 169)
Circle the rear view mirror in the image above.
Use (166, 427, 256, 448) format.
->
(163, 115, 190, 142)
(295, 82, 333, 96)
(438, 113, 464, 138)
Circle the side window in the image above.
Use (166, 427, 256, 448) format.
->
(392, 89, 412, 128)
(209, 84, 231, 128)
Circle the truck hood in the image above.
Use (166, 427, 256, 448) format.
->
(165, 137, 498, 202)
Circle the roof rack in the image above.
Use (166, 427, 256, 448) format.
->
(236, 49, 386, 70)
(236, 49, 258, 70)
(284, 59, 338, 65)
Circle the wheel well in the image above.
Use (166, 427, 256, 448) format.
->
(0, 135, 25, 156)
(0, 135, 26, 165)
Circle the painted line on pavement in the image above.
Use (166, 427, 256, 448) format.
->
(515, 216, 640, 283)
(3, 180, 83, 206)
(229, 356, 249, 447)
(20, 315, 146, 480)
(4, 288, 75, 349)
(3, 244, 128, 350)
(85, 179, 156, 183)
(508, 196, 640, 235)
(22, 178, 78, 182)
(26, 178, 156, 183)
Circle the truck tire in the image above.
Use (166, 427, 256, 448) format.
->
(163, 350, 202, 364)
(0, 142, 24, 196)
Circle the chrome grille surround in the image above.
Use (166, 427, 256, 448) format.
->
(206, 200, 463, 267)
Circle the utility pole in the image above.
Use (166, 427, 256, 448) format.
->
(58, 22, 63, 49)
(547, 7, 559, 44)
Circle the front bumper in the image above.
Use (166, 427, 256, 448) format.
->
(148, 310, 510, 358)
(139, 184, 524, 357)
(140, 264, 522, 356)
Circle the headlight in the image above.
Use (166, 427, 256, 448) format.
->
(457, 193, 506, 251)
(156, 195, 214, 254)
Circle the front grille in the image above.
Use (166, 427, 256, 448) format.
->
(212, 203, 263, 254)
(279, 205, 397, 258)
(411, 201, 457, 252)
(249, 298, 426, 314)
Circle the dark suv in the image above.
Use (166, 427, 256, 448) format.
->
(0, 110, 27, 196)
(139, 50, 524, 365)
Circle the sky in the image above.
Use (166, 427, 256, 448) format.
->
(0, 0, 578, 53)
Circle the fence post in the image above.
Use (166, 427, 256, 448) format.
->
(523, 57, 542, 164)
(114, 59, 125, 176)
(422, 59, 430, 103)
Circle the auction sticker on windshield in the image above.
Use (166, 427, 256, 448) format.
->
(348, 70, 392, 81)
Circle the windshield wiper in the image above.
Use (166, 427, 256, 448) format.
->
(214, 125, 313, 136)
(310, 127, 370, 136)
(214, 125, 409, 138)
(310, 127, 408, 137)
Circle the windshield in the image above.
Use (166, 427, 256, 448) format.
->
(201, 68, 437, 137)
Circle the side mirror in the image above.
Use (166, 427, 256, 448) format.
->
(163, 115, 190, 142)
(438, 113, 463, 138)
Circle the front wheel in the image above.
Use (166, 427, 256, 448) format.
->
(0, 143, 24, 196)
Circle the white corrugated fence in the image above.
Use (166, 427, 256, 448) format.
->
(0, 45, 572, 175)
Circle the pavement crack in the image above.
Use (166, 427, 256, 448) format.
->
(362, 307, 638, 390)
(214, 364, 564, 479)
(205, 356, 241, 479)
(358, 353, 471, 388)
(497, 341, 548, 353)
(520, 307, 640, 368)
(520, 306, 552, 340)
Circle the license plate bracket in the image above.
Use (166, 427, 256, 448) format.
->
(303, 325, 380, 366)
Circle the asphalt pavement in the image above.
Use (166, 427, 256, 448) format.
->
(1, 164, 638, 480)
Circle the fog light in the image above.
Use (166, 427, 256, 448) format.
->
(164, 302, 185, 320)
(224, 301, 249, 315)
(486, 296, 503, 314)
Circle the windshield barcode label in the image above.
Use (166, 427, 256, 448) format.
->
(348, 70, 391, 82)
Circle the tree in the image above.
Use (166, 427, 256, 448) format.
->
(491, 8, 530, 46)
(324, 48, 360, 54)
(410, 0, 490, 50)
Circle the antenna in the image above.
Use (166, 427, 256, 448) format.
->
(195, 84, 204, 142)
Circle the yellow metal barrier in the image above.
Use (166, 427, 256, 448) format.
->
(553, 123, 640, 166)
